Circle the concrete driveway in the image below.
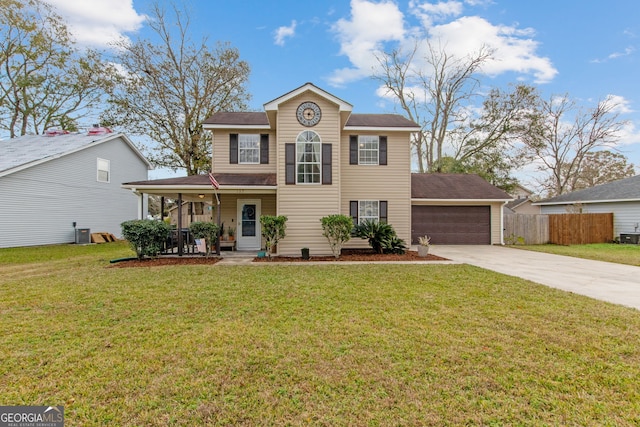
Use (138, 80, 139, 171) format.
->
(430, 245, 640, 311)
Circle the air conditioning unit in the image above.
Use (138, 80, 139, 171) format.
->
(620, 233, 640, 244)
(75, 228, 91, 244)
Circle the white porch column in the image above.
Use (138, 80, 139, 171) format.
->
(132, 189, 144, 219)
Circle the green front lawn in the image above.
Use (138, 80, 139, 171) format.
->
(514, 243, 640, 267)
(1, 243, 639, 425)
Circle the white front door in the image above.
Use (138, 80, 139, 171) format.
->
(237, 199, 261, 250)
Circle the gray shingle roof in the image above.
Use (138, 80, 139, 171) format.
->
(203, 112, 419, 129)
(345, 114, 419, 128)
(0, 131, 145, 175)
(124, 173, 277, 187)
(411, 173, 512, 200)
(203, 112, 269, 126)
(536, 174, 640, 204)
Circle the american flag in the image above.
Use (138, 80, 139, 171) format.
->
(208, 172, 219, 189)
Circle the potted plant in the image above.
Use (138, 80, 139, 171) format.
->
(227, 226, 235, 241)
(417, 235, 431, 257)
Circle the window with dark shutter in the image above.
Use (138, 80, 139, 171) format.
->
(285, 143, 295, 184)
(349, 135, 358, 165)
(380, 200, 388, 223)
(322, 144, 332, 185)
(260, 134, 269, 164)
(229, 134, 238, 164)
(350, 201, 359, 224)
(379, 136, 387, 166)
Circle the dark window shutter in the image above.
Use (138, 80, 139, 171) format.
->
(322, 144, 332, 185)
(380, 201, 388, 223)
(350, 201, 359, 225)
(379, 136, 387, 165)
(229, 134, 238, 164)
(285, 143, 295, 184)
(260, 134, 269, 164)
(349, 135, 358, 165)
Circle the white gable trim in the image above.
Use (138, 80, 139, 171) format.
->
(533, 198, 640, 206)
(263, 82, 353, 112)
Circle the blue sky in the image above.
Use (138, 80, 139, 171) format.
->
(46, 0, 640, 187)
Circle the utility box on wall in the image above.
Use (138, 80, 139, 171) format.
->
(75, 228, 91, 244)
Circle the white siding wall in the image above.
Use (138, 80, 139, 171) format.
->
(540, 202, 640, 237)
(0, 137, 148, 248)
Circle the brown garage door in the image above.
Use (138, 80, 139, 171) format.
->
(412, 206, 491, 244)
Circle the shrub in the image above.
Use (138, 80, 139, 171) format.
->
(354, 219, 407, 254)
(320, 214, 353, 259)
(189, 221, 220, 257)
(260, 215, 288, 259)
(121, 219, 171, 260)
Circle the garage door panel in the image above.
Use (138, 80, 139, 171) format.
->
(412, 206, 491, 244)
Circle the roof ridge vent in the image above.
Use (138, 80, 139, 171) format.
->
(87, 124, 113, 136)
(45, 128, 69, 137)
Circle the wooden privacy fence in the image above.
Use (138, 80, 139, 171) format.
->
(504, 213, 613, 245)
(504, 214, 549, 245)
(549, 213, 613, 245)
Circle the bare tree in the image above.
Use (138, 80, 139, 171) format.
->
(522, 94, 627, 196)
(374, 40, 492, 172)
(545, 150, 635, 193)
(0, 0, 113, 137)
(103, 2, 251, 175)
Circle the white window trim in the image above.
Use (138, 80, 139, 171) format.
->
(358, 135, 379, 165)
(238, 134, 260, 164)
(296, 130, 322, 184)
(97, 158, 110, 183)
(358, 200, 379, 224)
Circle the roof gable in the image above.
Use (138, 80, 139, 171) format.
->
(263, 82, 352, 112)
(411, 173, 512, 200)
(536, 175, 640, 205)
(0, 132, 151, 177)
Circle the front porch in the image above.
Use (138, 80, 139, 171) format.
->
(122, 173, 277, 256)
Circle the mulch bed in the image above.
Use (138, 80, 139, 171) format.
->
(254, 248, 448, 262)
(109, 249, 448, 268)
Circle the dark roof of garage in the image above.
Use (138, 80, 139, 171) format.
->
(411, 173, 512, 200)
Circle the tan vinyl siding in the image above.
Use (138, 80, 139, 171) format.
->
(275, 93, 342, 256)
(211, 130, 276, 173)
(340, 131, 412, 247)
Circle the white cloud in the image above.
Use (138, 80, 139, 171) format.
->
(429, 16, 557, 83)
(329, 0, 557, 87)
(46, 0, 146, 48)
(274, 20, 297, 46)
(410, 0, 463, 28)
(328, 0, 405, 86)
(605, 94, 635, 114)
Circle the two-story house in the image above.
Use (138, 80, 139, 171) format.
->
(122, 83, 510, 255)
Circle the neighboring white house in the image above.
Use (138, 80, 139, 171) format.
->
(0, 128, 151, 248)
(534, 175, 640, 240)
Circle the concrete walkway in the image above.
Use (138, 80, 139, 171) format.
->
(430, 245, 640, 311)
